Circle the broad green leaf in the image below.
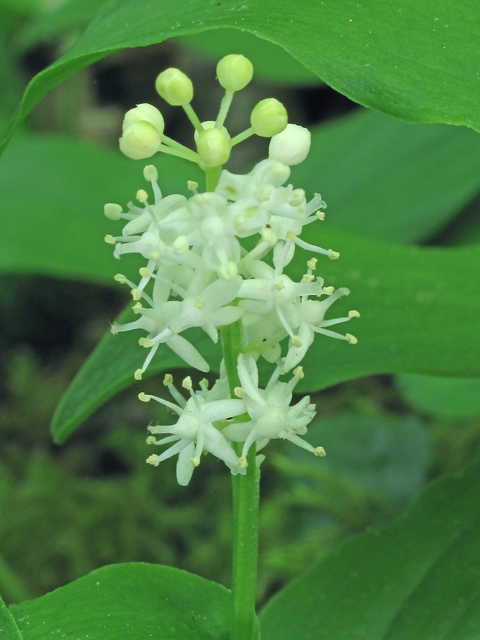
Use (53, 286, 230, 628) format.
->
(51, 226, 480, 441)
(0, 592, 22, 640)
(0, 134, 201, 282)
(293, 109, 480, 243)
(179, 30, 319, 86)
(3, 0, 480, 154)
(397, 374, 480, 418)
(13, 0, 107, 53)
(10, 563, 232, 639)
(260, 456, 480, 640)
(286, 414, 431, 508)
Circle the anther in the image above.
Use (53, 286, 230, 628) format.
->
(136, 189, 148, 203)
(348, 310, 360, 318)
(234, 387, 244, 398)
(292, 336, 302, 348)
(238, 457, 248, 469)
(139, 267, 150, 278)
(286, 231, 296, 243)
(173, 235, 189, 255)
(307, 258, 317, 270)
(187, 180, 198, 191)
(131, 289, 142, 301)
(134, 369, 143, 380)
(346, 333, 358, 344)
(316, 211, 326, 221)
(132, 302, 143, 314)
(191, 457, 201, 467)
(323, 286, 335, 295)
(182, 376, 192, 390)
(138, 392, 151, 402)
(199, 378, 209, 388)
(301, 274, 314, 283)
(314, 446, 326, 457)
(146, 436, 156, 445)
(104, 235, 116, 244)
(293, 366, 304, 379)
(328, 249, 340, 260)
(146, 454, 160, 466)
(114, 273, 127, 283)
(163, 374, 173, 386)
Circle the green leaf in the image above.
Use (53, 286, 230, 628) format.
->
(0, 592, 22, 640)
(10, 563, 232, 639)
(286, 414, 431, 508)
(13, 0, 107, 53)
(3, 0, 480, 153)
(293, 109, 480, 243)
(260, 456, 480, 640)
(397, 374, 480, 418)
(0, 134, 201, 282)
(51, 225, 480, 441)
(179, 30, 319, 86)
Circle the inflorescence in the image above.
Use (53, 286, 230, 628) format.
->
(104, 54, 359, 485)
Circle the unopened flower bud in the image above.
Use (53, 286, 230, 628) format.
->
(251, 98, 288, 137)
(155, 68, 193, 106)
(269, 123, 311, 165)
(196, 127, 231, 167)
(119, 121, 162, 160)
(122, 103, 164, 132)
(217, 54, 253, 91)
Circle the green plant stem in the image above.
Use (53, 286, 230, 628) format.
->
(221, 322, 261, 640)
(205, 166, 222, 191)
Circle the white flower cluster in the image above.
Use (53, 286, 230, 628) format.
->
(104, 55, 359, 484)
(141, 356, 324, 485)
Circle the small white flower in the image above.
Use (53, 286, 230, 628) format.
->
(144, 379, 246, 485)
(222, 355, 322, 461)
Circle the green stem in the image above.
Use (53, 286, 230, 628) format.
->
(220, 322, 261, 640)
(182, 103, 204, 132)
(158, 143, 199, 163)
(231, 127, 254, 146)
(216, 89, 234, 128)
(205, 166, 222, 191)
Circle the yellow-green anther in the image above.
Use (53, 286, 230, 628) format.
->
(155, 68, 194, 106)
(217, 54, 254, 91)
(250, 98, 288, 137)
(196, 127, 231, 167)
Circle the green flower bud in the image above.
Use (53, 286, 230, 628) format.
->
(122, 103, 164, 133)
(216, 54, 254, 92)
(119, 121, 162, 160)
(196, 126, 231, 167)
(250, 98, 288, 137)
(155, 68, 194, 106)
